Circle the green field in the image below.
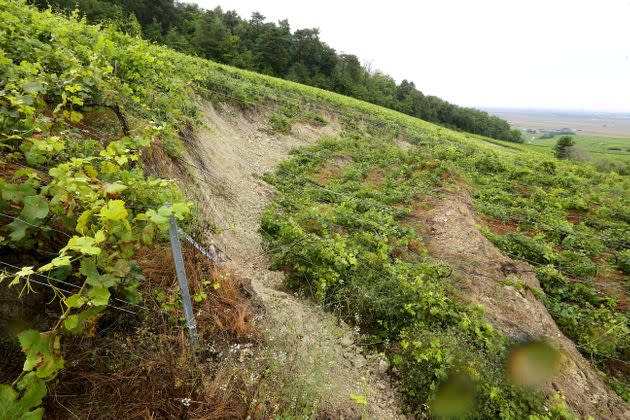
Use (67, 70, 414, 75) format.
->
(524, 134, 630, 161)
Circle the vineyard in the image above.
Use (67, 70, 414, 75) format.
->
(1, 0, 628, 418)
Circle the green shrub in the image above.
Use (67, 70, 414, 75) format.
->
(617, 249, 630, 274)
(536, 267, 628, 361)
(269, 114, 292, 134)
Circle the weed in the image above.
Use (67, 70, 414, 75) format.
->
(269, 114, 292, 134)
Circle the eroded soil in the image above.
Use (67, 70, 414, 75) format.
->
(179, 102, 404, 418)
(415, 188, 628, 418)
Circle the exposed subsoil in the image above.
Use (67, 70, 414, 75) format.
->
(415, 187, 628, 419)
(177, 101, 405, 419)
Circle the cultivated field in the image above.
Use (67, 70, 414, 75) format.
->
(489, 109, 630, 138)
(488, 109, 630, 161)
(526, 135, 630, 161)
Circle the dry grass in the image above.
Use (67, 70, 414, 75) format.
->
(137, 243, 256, 341)
(44, 242, 258, 419)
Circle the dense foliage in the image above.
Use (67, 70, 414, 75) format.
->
(30, 0, 523, 143)
(260, 133, 545, 417)
(0, 1, 205, 416)
(261, 110, 629, 412)
(466, 143, 629, 400)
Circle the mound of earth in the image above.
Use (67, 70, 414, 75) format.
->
(416, 188, 628, 418)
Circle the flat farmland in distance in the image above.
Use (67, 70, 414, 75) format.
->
(526, 135, 630, 160)
(488, 109, 630, 138)
(486, 108, 630, 161)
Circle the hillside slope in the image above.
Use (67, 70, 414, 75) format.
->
(1, 1, 628, 418)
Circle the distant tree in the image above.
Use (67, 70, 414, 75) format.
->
(554, 136, 576, 159)
(164, 27, 196, 55)
(193, 13, 230, 60)
(253, 20, 292, 76)
(143, 17, 164, 42)
(506, 129, 524, 144)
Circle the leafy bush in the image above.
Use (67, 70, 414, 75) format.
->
(486, 232, 553, 264)
(616, 249, 630, 274)
(0, 1, 197, 415)
(269, 114, 292, 134)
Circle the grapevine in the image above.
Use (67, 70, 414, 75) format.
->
(0, 1, 195, 416)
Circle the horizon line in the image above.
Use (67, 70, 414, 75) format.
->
(477, 106, 630, 115)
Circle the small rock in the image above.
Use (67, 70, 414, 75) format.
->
(352, 356, 366, 369)
(238, 348, 254, 362)
(340, 335, 353, 347)
(378, 358, 390, 374)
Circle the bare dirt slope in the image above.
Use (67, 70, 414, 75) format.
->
(180, 101, 404, 418)
(416, 188, 628, 418)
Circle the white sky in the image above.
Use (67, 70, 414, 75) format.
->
(185, 0, 630, 113)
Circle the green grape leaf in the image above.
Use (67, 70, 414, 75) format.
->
(111, 259, 130, 277)
(21, 408, 45, 420)
(170, 202, 191, 220)
(94, 229, 106, 244)
(140, 223, 155, 245)
(99, 200, 128, 221)
(2, 183, 36, 204)
(16, 372, 47, 409)
(87, 286, 110, 307)
(103, 182, 128, 195)
(8, 266, 35, 287)
(99, 274, 119, 288)
(137, 135, 152, 147)
(17, 330, 64, 379)
(37, 255, 72, 273)
(0, 384, 18, 408)
(64, 236, 101, 255)
(2, 192, 45, 242)
(0, 373, 46, 419)
(6, 219, 28, 241)
(79, 258, 99, 279)
(75, 209, 94, 235)
(145, 209, 169, 230)
(75, 306, 106, 336)
(80, 259, 117, 288)
(64, 315, 79, 331)
(22, 81, 44, 94)
(13, 168, 36, 179)
(64, 294, 86, 309)
(63, 110, 83, 123)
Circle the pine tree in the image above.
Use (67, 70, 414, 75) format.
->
(554, 136, 576, 159)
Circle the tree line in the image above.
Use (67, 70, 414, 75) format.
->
(31, 0, 523, 143)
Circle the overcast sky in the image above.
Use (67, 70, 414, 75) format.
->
(186, 0, 630, 113)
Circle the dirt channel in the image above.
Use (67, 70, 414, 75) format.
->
(176, 102, 404, 418)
